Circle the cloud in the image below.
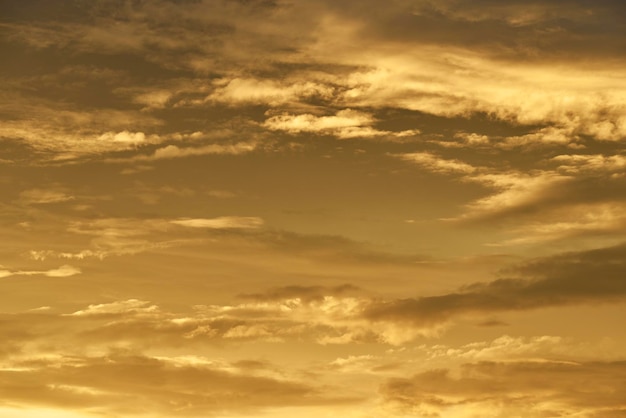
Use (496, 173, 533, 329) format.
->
(423, 334, 624, 363)
(448, 126, 580, 149)
(97, 131, 146, 144)
(0, 352, 343, 417)
(19, 189, 75, 205)
(553, 154, 626, 175)
(0, 101, 164, 161)
(300, 7, 626, 143)
(0, 290, 420, 348)
(264, 109, 419, 139)
(395, 152, 477, 174)
(209, 77, 334, 106)
(492, 202, 626, 246)
(501, 126, 578, 148)
(460, 171, 572, 220)
(108, 142, 258, 163)
(239, 284, 363, 303)
(5, 297, 622, 417)
(394, 149, 625, 239)
(392, 150, 626, 243)
(68, 299, 159, 317)
(4, 0, 626, 155)
(0, 265, 81, 279)
(363, 242, 626, 326)
(29, 216, 264, 261)
(394, 151, 574, 221)
(381, 360, 626, 418)
(171, 216, 264, 229)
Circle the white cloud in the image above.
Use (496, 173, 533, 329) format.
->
(491, 203, 626, 246)
(552, 154, 626, 175)
(98, 131, 146, 144)
(109, 142, 257, 163)
(461, 172, 571, 218)
(306, 25, 626, 143)
(265, 109, 373, 132)
(264, 109, 419, 139)
(44, 265, 82, 277)
(395, 152, 574, 220)
(209, 77, 334, 106)
(502, 126, 577, 148)
(451, 127, 579, 149)
(68, 299, 158, 317)
(171, 216, 264, 229)
(0, 103, 163, 161)
(0, 265, 81, 279)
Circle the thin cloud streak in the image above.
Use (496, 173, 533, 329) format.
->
(0, 265, 81, 279)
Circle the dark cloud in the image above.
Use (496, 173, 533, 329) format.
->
(314, 0, 626, 61)
(364, 242, 626, 325)
(466, 174, 626, 226)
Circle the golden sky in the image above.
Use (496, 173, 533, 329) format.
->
(1, 1, 626, 417)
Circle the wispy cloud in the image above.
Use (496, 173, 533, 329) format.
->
(364, 242, 626, 326)
(381, 360, 626, 418)
(209, 77, 334, 106)
(0, 265, 81, 279)
(107, 142, 258, 163)
(394, 152, 477, 174)
(68, 299, 159, 317)
(19, 189, 75, 205)
(393, 151, 573, 221)
(171, 217, 264, 229)
(29, 216, 266, 261)
(264, 109, 419, 139)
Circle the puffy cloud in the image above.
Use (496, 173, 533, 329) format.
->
(22, 239, 626, 347)
(553, 154, 626, 175)
(97, 131, 146, 144)
(209, 78, 334, 106)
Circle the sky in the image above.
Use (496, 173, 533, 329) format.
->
(1, 0, 625, 417)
